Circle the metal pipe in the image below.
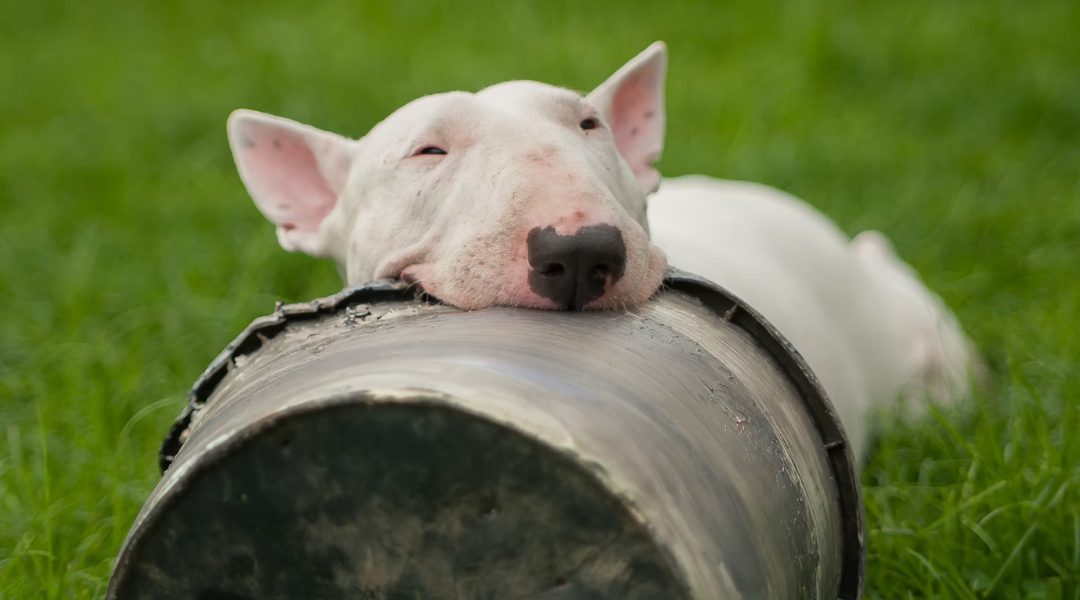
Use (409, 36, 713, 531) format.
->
(107, 270, 863, 600)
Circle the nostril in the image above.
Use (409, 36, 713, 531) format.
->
(538, 263, 565, 278)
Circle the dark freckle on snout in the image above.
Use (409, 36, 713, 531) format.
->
(645, 110, 655, 119)
(630, 127, 639, 136)
(272, 139, 282, 149)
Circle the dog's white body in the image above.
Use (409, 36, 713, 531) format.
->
(649, 176, 974, 461)
(228, 43, 975, 462)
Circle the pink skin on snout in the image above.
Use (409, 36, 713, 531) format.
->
(504, 154, 644, 309)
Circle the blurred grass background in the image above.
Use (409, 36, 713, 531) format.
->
(1, 0, 1078, 597)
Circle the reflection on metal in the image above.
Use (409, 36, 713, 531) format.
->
(108, 270, 864, 600)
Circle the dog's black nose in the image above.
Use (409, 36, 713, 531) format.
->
(527, 224, 627, 310)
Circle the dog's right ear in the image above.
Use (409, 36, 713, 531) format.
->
(227, 110, 355, 257)
(587, 42, 667, 196)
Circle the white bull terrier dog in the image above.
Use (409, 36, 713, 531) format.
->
(227, 42, 975, 462)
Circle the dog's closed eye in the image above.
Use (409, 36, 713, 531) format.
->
(415, 146, 447, 156)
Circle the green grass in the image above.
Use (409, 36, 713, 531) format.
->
(1, 0, 1078, 597)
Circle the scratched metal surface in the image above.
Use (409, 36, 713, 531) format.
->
(107, 272, 863, 600)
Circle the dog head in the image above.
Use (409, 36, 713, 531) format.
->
(227, 43, 670, 310)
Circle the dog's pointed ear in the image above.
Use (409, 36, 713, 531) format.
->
(587, 42, 667, 195)
(227, 109, 355, 257)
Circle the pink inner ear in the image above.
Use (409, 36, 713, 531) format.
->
(238, 124, 337, 234)
(609, 69, 663, 184)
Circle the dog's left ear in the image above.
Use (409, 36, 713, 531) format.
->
(587, 42, 667, 195)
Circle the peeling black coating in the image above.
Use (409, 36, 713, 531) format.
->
(158, 279, 415, 472)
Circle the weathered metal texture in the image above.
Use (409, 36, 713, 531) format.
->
(108, 270, 864, 600)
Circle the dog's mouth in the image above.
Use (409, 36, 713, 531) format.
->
(391, 274, 446, 308)
(397, 270, 444, 304)
(394, 275, 650, 312)
(389, 241, 665, 312)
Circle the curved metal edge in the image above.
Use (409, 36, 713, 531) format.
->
(157, 279, 414, 472)
(119, 390, 695, 600)
(157, 270, 865, 599)
(663, 270, 866, 600)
